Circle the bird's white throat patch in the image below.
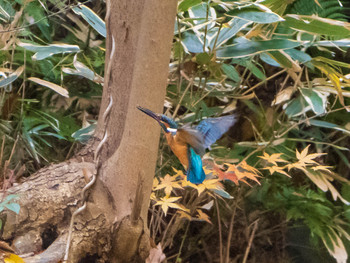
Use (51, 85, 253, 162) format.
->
(167, 128, 177, 134)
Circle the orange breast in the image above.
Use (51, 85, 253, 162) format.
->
(165, 133, 189, 169)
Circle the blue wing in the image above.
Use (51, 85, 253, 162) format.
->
(196, 115, 236, 149)
(187, 147, 206, 184)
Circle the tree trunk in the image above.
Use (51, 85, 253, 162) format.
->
(1, 0, 177, 262)
(95, 0, 177, 262)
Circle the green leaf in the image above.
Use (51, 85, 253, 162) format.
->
(236, 59, 265, 80)
(309, 120, 350, 136)
(267, 51, 294, 69)
(72, 123, 96, 143)
(284, 14, 350, 37)
(188, 2, 216, 27)
(178, 0, 202, 13)
(195, 52, 212, 65)
(228, 8, 284, 24)
(181, 31, 204, 53)
(260, 53, 281, 67)
(285, 95, 310, 117)
(62, 55, 101, 82)
(285, 49, 311, 63)
(216, 39, 301, 58)
(72, 5, 106, 37)
(300, 88, 326, 115)
(18, 42, 80, 60)
(26, 1, 51, 41)
(221, 63, 241, 82)
(215, 18, 252, 48)
(0, 66, 24, 88)
(313, 56, 350, 69)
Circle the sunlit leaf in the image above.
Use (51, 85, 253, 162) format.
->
(259, 152, 288, 166)
(155, 196, 188, 216)
(28, 77, 69, 97)
(312, 60, 347, 109)
(155, 174, 183, 196)
(264, 165, 291, 177)
(294, 145, 325, 167)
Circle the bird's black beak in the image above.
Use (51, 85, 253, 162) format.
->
(137, 106, 161, 123)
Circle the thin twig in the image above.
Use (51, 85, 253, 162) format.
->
(242, 220, 259, 263)
(215, 197, 223, 263)
(175, 221, 190, 263)
(242, 69, 287, 96)
(225, 191, 239, 263)
(172, 72, 193, 118)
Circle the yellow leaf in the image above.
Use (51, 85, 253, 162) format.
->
(311, 165, 333, 173)
(264, 165, 291, 177)
(155, 196, 189, 216)
(152, 177, 159, 189)
(239, 161, 261, 175)
(150, 192, 157, 201)
(181, 179, 198, 189)
(259, 152, 288, 166)
(4, 253, 25, 263)
(196, 209, 212, 224)
(155, 174, 183, 196)
(295, 145, 326, 166)
(172, 167, 186, 179)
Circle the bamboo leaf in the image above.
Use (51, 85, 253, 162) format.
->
(0, 66, 24, 88)
(228, 8, 284, 24)
(18, 42, 80, 60)
(309, 120, 350, 136)
(284, 14, 350, 37)
(178, 0, 202, 13)
(72, 4, 106, 37)
(28, 77, 69, 97)
(216, 39, 301, 58)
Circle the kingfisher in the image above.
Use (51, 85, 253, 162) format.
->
(137, 106, 236, 184)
